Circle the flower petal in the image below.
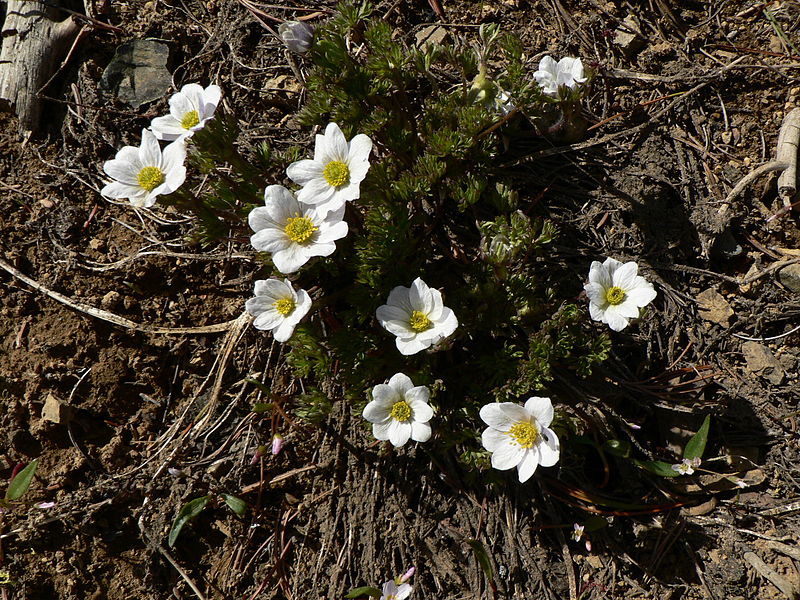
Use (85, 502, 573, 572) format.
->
(396, 336, 429, 355)
(373, 421, 391, 441)
(139, 129, 162, 166)
(272, 244, 309, 274)
(490, 441, 524, 470)
(517, 448, 540, 482)
(387, 372, 414, 394)
(410, 421, 431, 443)
(613, 262, 639, 290)
(626, 281, 657, 307)
(363, 399, 391, 423)
(100, 181, 142, 200)
(524, 396, 554, 428)
(286, 159, 324, 186)
(481, 427, 508, 452)
(538, 428, 561, 467)
(387, 420, 411, 447)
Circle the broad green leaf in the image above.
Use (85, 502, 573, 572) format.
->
(344, 586, 382, 598)
(6, 459, 38, 501)
(583, 516, 608, 532)
(168, 496, 210, 547)
(466, 539, 494, 582)
(683, 415, 711, 461)
(221, 493, 247, 516)
(634, 459, 679, 478)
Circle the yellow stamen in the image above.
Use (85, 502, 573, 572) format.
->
(137, 166, 165, 192)
(273, 297, 295, 316)
(323, 160, 350, 187)
(408, 310, 432, 333)
(508, 421, 538, 448)
(284, 215, 318, 244)
(605, 286, 626, 306)
(181, 110, 200, 129)
(390, 400, 412, 422)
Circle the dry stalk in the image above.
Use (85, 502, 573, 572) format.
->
(777, 107, 800, 206)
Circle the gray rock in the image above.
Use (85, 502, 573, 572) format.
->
(742, 341, 785, 385)
(777, 263, 800, 293)
(100, 39, 171, 108)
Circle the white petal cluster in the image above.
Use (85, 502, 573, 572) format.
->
(379, 579, 413, 600)
(480, 397, 560, 483)
(584, 258, 657, 332)
(376, 278, 458, 356)
(245, 278, 311, 342)
(286, 122, 372, 216)
(150, 83, 221, 141)
(248, 185, 349, 274)
(101, 129, 186, 208)
(533, 56, 587, 97)
(363, 373, 433, 447)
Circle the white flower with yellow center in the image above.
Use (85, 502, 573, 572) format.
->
(379, 579, 412, 600)
(584, 257, 657, 332)
(363, 373, 433, 447)
(150, 83, 221, 141)
(533, 56, 587, 97)
(100, 129, 186, 208)
(248, 184, 349, 274)
(245, 278, 311, 342)
(286, 122, 372, 216)
(480, 397, 560, 483)
(376, 278, 458, 356)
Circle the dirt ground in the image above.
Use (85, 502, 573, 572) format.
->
(2, 1, 800, 599)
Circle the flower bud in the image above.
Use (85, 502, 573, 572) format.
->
(271, 434, 284, 455)
(279, 21, 314, 54)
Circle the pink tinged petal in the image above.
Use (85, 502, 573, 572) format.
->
(382, 581, 399, 598)
(388, 372, 414, 394)
(272, 245, 310, 274)
(396, 336, 429, 355)
(538, 428, 561, 467)
(490, 441, 524, 470)
(410, 421, 431, 443)
(479, 403, 516, 431)
(150, 116, 184, 141)
(139, 129, 162, 166)
(286, 159, 324, 186)
(388, 420, 411, 447)
(296, 177, 336, 205)
(524, 396, 554, 428)
(517, 448, 541, 482)
(103, 158, 140, 185)
(373, 421, 391, 441)
(481, 427, 508, 452)
(363, 400, 391, 423)
(604, 310, 629, 332)
(626, 282, 657, 306)
(612, 262, 639, 289)
(101, 181, 141, 200)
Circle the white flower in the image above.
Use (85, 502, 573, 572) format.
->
(376, 278, 458, 356)
(533, 56, 587, 97)
(100, 129, 186, 208)
(379, 579, 412, 600)
(363, 373, 433, 447)
(245, 278, 311, 342)
(671, 457, 701, 476)
(286, 122, 372, 216)
(279, 20, 314, 54)
(248, 184, 349, 274)
(584, 258, 657, 332)
(150, 83, 221, 141)
(479, 397, 560, 483)
(572, 523, 585, 543)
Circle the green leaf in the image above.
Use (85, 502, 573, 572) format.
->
(583, 516, 608, 533)
(221, 493, 247, 516)
(344, 586, 382, 598)
(683, 415, 711, 461)
(6, 459, 38, 501)
(168, 496, 210, 547)
(251, 403, 272, 414)
(633, 459, 679, 478)
(466, 539, 494, 583)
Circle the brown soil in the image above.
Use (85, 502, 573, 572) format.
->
(2, 1, 800, 599)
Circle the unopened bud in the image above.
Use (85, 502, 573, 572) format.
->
(279, 21, 314, 54)
(271, 434, 284, 455)
(400, 567, 415, 583)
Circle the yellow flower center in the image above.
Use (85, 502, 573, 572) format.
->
(408, 310, 432, 333)
(605, 286, 626, 306)
(137, 166, 165, 192)
(284, 215, 318, 244)
(390, 400, 412, 422)
(508, 421, 538, 448)
(323, 160, 350, 187)
(181, 110, 200, 129)
(273, 297, 295, 316)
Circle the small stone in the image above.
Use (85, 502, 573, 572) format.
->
(415, 25, 448, 49)
(742, 342, 785, 385)
(696, 288, 734, 327)
(101, 291, 121, 310)
(100, 39, 172, 108)
(614, 15, 645, 55)
(88, 238, 105, 251)
(777, 263, 800, 293)
(41, 393, 72, 424)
